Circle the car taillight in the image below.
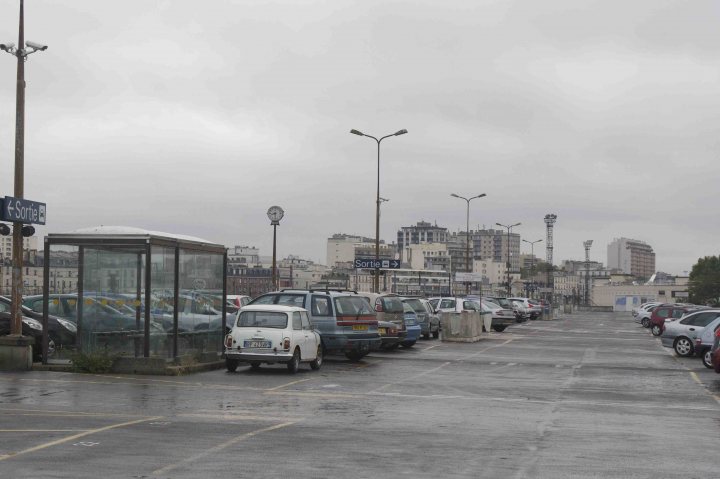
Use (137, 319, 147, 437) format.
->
(715, 328, 720, 338)
(283, 338, 291, 350)
(224, 334, 233, 348)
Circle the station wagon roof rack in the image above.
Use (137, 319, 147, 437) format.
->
(308, 287, 358, 294)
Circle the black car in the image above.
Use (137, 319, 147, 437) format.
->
(0, 312, 54, 361)
(0, 296, 76, 351)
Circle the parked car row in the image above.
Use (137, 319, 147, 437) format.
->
(224, 289, 539, 374)
(633, 301, 720, 373)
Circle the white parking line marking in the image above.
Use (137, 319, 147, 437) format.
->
(152, 421, 296, 476)
(265, 378, 312, 391)
(0, 416, 162, 462)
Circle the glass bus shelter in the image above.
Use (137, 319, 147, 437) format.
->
(39, 226, 227, 364)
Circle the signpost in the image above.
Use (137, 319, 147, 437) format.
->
(354, 258, 401, 270)
(454, 272, 483, 283)
(1, 196, 46, 224)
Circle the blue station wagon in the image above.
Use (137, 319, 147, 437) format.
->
(248, 289, 381, 361)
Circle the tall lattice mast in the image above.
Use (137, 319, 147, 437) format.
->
(544, 214, 557, 265)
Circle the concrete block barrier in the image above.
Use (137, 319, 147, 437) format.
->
(441, 311, 484, 342)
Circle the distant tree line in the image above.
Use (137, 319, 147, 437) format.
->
(688, 255, 720, 306)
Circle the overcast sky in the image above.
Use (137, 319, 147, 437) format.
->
(1, 0, 718, 274)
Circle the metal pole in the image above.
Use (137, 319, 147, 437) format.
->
(465, 199, 470, 295)
(506, 229, 510, 296)
(272, 224, 277, 290)
(350, 129, 407, 293)
(10, 0, 25, 337)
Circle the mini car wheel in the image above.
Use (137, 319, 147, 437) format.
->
(641, 318, 650, 328)
(673, 337, 694, 357)
(250, 361, 261, 370)
(651, 325, 662, 336)
(702, 350, 713, 369)
(492, 325, 507, 332)
(226, 358, 239, 372)
(287, 348, 300, 374)
(310, 345, 323, 370)
(432, 330, 439, 339)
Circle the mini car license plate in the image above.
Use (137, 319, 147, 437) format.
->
(352, 324, 368, 331)
(244, 340, 271, 348)
(378, 327, 387, 334)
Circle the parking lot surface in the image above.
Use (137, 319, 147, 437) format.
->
(1, 311, 719, 478)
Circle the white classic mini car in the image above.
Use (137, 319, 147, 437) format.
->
(224, 305, 323, 373)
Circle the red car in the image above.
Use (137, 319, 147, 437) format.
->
(649, 304, 697, 336)
(712, 327, 720, 374)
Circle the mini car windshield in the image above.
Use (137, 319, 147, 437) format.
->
(237, 311, 288, 328)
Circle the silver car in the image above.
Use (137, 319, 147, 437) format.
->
(481, 299, 516, 332)
(660, 309, 720, 357)
(694, 314, 720, 368)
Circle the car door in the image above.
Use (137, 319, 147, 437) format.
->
(291, 311, 306, 358)
(300, 311, 316, 358)
(686, 312, 720, 339)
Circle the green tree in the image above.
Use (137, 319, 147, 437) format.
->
(688, 255, 720, 306)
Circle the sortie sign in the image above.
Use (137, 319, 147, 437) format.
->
(1, 196, 47, 225)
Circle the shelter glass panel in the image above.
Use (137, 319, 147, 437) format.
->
(150, 246, 176, 358)
(80, 247, 147, 357)
(177, 249, 225, 357)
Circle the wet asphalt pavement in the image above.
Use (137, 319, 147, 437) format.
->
(1, 311, 719, 478)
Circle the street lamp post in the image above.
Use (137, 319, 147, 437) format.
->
(1, 0, 47, 338)
(350, 128, 407, 293)
(496, 222, 521, 296)
(451, 193, 486, 295)
(522, 238, 543, 297)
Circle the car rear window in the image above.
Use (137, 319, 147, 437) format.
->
(439, 299, 456, 309)
(382, 296, 405, 313)
(334, 297, 375, 316)
(237, 311, 288, 328)
(404, 299, 424, 313)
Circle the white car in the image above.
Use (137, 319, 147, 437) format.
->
(481, 299, 516, 332)
(224, 305, 322, 373)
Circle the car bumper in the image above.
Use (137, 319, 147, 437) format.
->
(224, 350, 293, 363)
(660, 336, 675, 348)
(322, 334, 382, 353)
(405, 326, 421, 342)
(492, 317, 516, 327)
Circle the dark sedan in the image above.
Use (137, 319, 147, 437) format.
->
(0, 296, 76, 351)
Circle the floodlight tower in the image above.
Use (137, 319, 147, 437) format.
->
(583, 240, 593, 306)
(544, 214, 557, 300)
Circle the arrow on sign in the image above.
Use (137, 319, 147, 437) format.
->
(390, 260, 400, 268)
(6, 200, 13, 218)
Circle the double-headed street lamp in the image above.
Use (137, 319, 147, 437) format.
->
(451, 193, 486, 294)
(350, 128, 407, 293)
(522, 238, 543, 297)
(2, 0, 47, 338)
(496, 222, 521, 296)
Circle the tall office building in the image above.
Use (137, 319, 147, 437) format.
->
(396, 221, 449, 263)
(607, 238, 655, 279)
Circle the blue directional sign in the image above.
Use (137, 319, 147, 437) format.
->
(354, 258, 401, 269)
(1, 196, 46, 225)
